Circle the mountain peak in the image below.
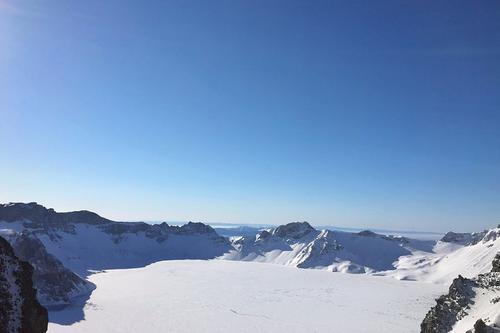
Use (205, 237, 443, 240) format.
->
(272, 222, 315, 239)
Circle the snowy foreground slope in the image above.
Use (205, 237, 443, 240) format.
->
(47, 260, 444, 333)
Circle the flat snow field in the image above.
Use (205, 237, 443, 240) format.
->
(48, 260, 444, 333)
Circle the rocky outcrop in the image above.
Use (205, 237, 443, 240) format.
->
(467, 319, 500, 333)
(420, 275, 477, 333)
(421, 253, 500, 333)
(492, 253, 500, 273)
(0, 202, 110, 238)
(2, 231, 95, 306)
(440, 228, 500, 247)
(0, 202, 226, 244)
(272, 222, 315, 240)
(440, 231, 487, 246)
(0, 236, 48, 333)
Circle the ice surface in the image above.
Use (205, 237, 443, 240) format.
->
(48, 260, 444, 333)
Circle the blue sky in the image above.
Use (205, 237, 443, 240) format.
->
(1, 1, 499, 232)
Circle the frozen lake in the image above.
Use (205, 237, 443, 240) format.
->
(48, 260, 445, 333)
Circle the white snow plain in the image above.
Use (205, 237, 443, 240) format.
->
(48, 260, 444, 333)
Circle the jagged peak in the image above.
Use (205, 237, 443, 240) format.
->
(440, 231, 487, 245)
(255, 230, 271, 241)
(272, 221, 315, 239)
(440, 227, 500, 246)
(174, 221, 218, 235)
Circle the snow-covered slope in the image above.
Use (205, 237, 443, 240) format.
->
(223, 221, 433, 273)
(385, 227, 500, 284)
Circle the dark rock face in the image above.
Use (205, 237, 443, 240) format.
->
(492, 253, 500, 273)
(474, 319, 488, 333)
(440, 229, 500, 246)
(0, 202, 109, 226)
(421, 253, 500, 333)
(440, 231, 487, 246)
(273, 222, 315, 239)
(6, 231, 95, 306)
(0, 236, 48, 333)
(421, 275, 477, 333)
(0, 203, 226, 244)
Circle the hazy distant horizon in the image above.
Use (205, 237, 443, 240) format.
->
(0, 200, 470, 235)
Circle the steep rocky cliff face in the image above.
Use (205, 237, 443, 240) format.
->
(492, 253, 500, 273)
(420, 275, 477, 333)
(2, 230, 95, 306)
(421, 253, 500, 333)
(0, 236, 48, 333)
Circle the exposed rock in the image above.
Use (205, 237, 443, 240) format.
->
(492, 253, 500, 273)
(421, 253, 500, 333)
(0, 202, 227, 245)
(421, 275, 477, 333)
(273, 222, 315, 239)
(440, 231, 487, 246)
(0, 202, 109, 226)
(0, 236, 48, 333)
(256, 230, 271, 241)
(474, 319, 488, 333)
(3, 231, 95, 306)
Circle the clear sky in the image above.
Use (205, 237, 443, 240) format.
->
(1, 1, 499, 232)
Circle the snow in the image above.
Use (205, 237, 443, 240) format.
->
(47, 260, 444, 333)
(0, 223, 230, 278)
(451, 286, 500, 332)
(383, 228, 500, 284)
(2, 213, 499, 332)
(223, 228, 434, 274)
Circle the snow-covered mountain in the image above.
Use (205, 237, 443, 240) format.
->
(223, 221, 434, 273)
(0, 235, 48, 333)
(386, 226, 500, 284)
(0, 202, 231, 278)
(2, 202, 498, 283)
(2, 201, 500, 333)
